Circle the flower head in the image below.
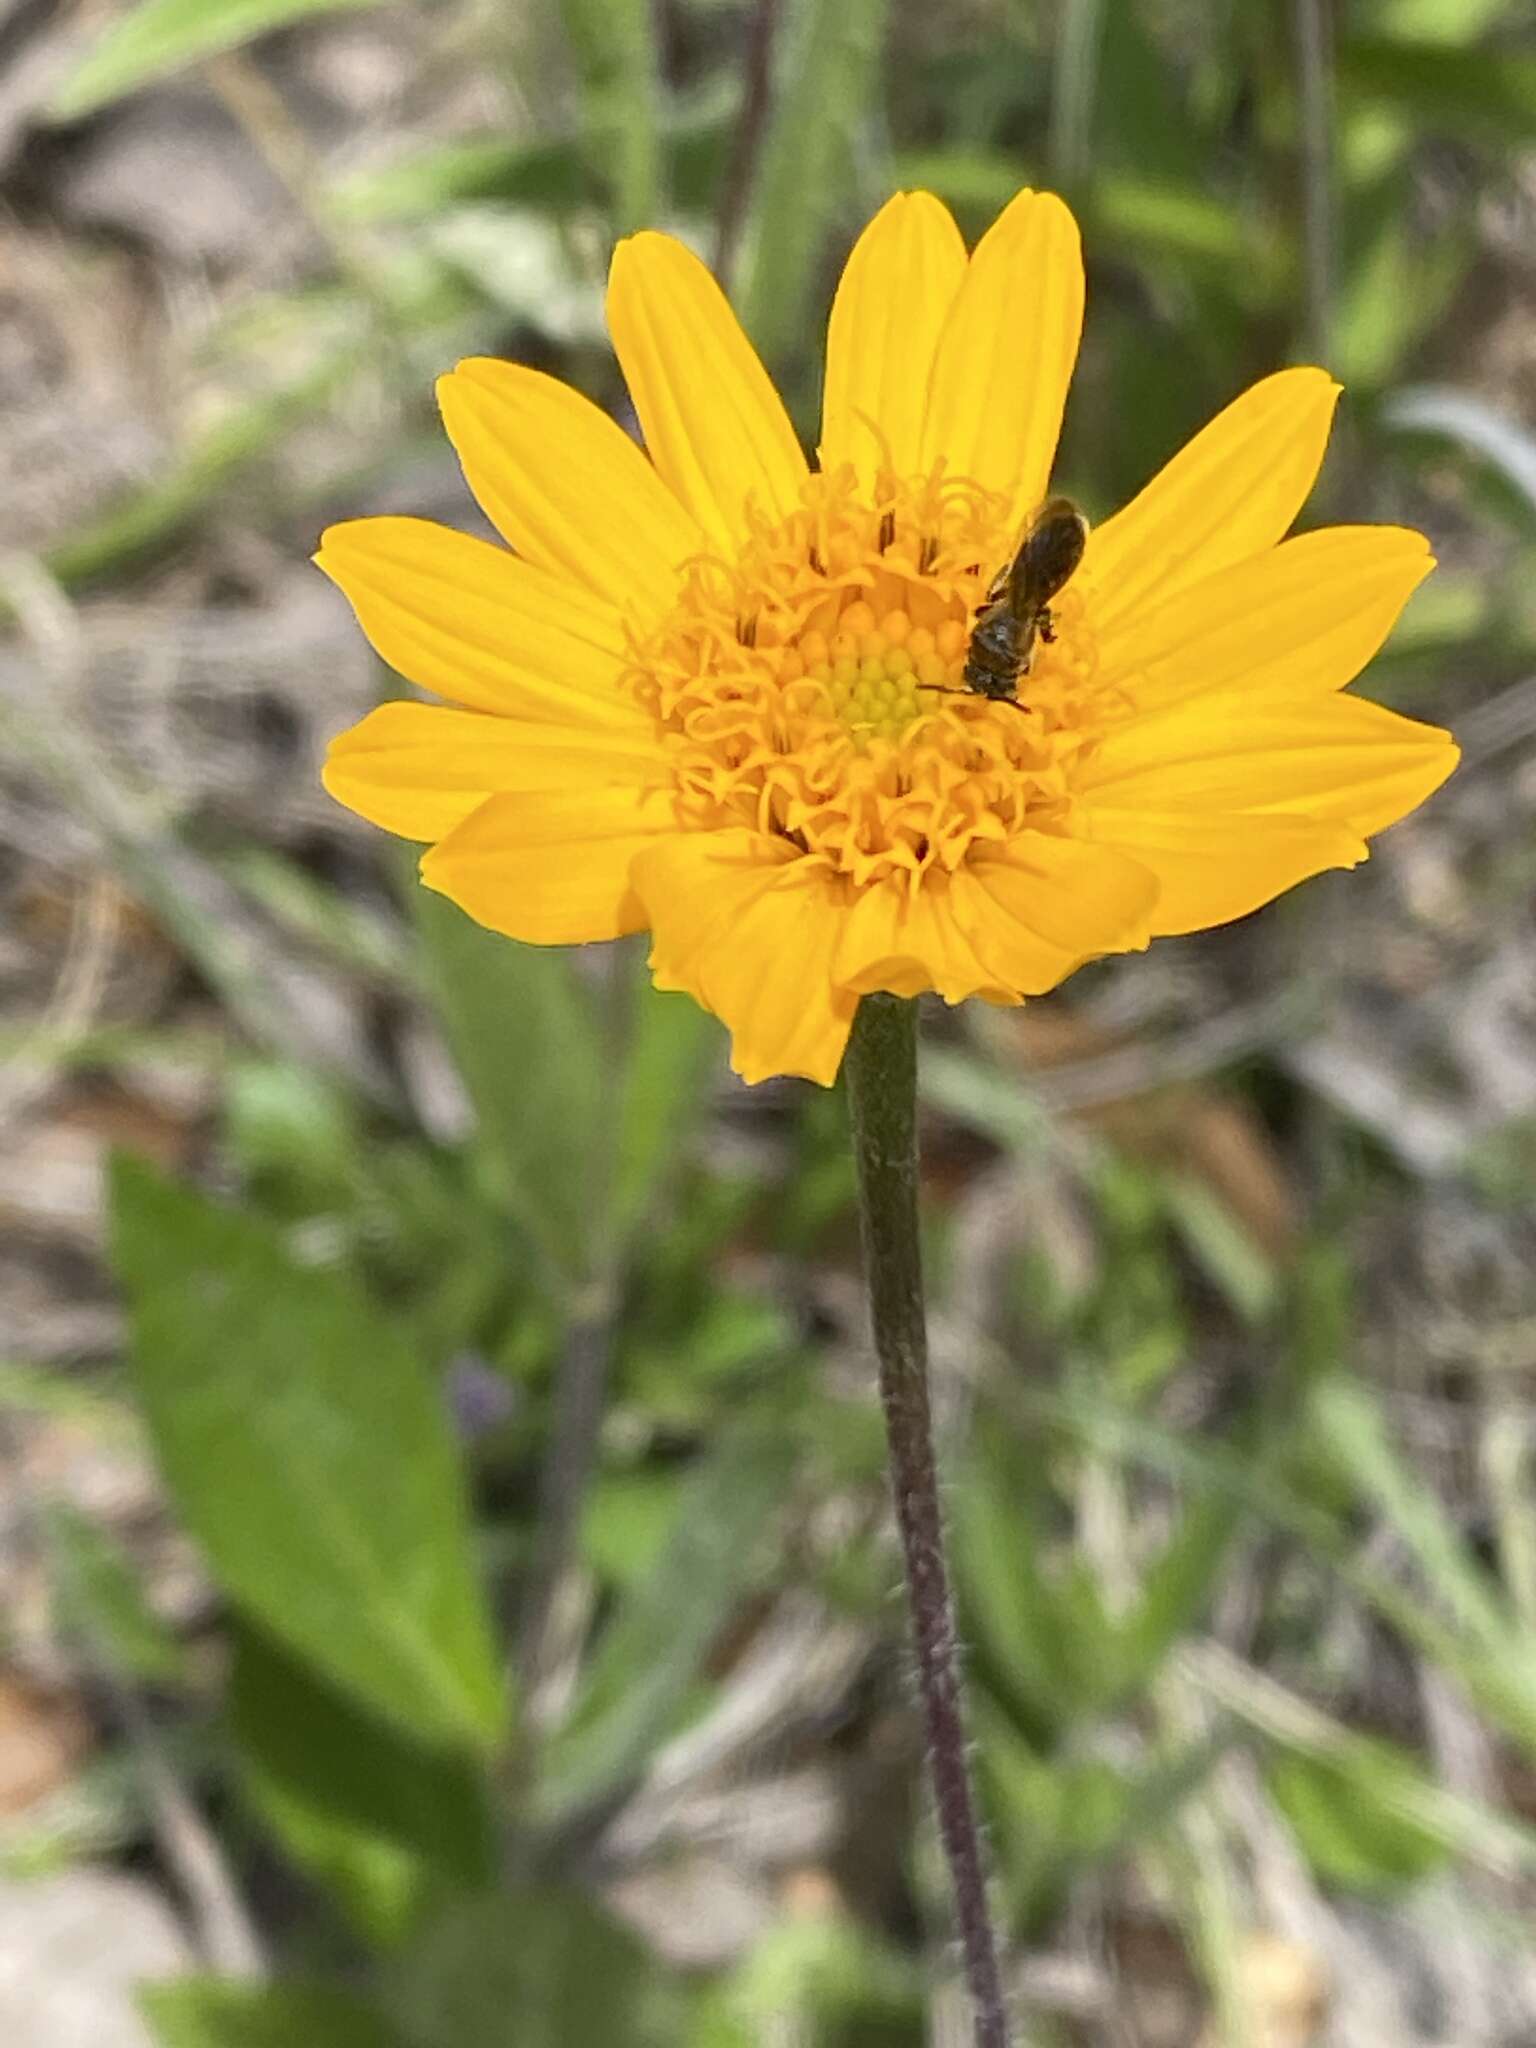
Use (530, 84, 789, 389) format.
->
(318, 189, 1456, 1085)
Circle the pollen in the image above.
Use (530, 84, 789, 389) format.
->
(626, 464, 1103, 889)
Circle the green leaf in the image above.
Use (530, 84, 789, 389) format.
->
(219, 847, 407, 981)
(612, 978, 718, 1243)
(1091, 175, 1248, 268)
(1117, 1492, 1245, 1691)
(331, 109, 732, 228)
(624, 1286, 795, 1429)
(558, 0, 662, 232)
(142, 1979, 402, 2048)
(49, 0, 384, 121)
(737, 0, 891, 372)
(1089, 0, 1210, 185)
(981, 1712, 1129, 1864)
(413, 887, 603, 1284)
(228, 1624, 495, 1942)
(699, 1915, 921, 2043)
(1339, 37, 1536, 145)
(334, 139, 589, 225)
(918, 1046, 1051, 1154)
(888, 146, 1024, 220)
(44, 1501, 186, 1685)
(1195, 1643, 1536, 1879)
(535, 1405, 801, 1826)
(223, 1059, 363, 1216)
(581, 1467, 683, 1591)
(1047, 0, 1107, 186)
(978, 1699, 1226, 1927)
(1333, 198, 1470, 387)
(1268, 1746, 1454, 1894)
(240, 1762, 426, 1950)
(1309, 1376, 1513, 1648)
(109, 1154, 506, 1751)
(1368, 0, 1520, 43)
(390, 1890, 681, 2048)
(953, 1433, 1116, 1737)
(1160, 1171, 1279, 1325)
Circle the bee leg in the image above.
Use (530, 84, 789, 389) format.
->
(925, 686, 1031, 716)
(1038, 608, 1057, 646)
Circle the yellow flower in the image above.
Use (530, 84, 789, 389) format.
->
(318, 189, 1456, 1086)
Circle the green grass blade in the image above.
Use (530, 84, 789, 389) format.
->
(50, 0, 384, 121)
(736, 0, 891, 374)
(413, 888, 606, 1288)
(534, 1404, 801, 1827)
(1308, 1374, 1511, 1647)
(558, 0, 663, 232)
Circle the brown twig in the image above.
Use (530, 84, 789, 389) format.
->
(712, 0, 782, 288)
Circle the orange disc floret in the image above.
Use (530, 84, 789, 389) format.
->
(625, 463, 1102, 891)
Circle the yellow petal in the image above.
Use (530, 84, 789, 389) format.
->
(819, 191, 967, 493)
(420, 784, 677, 944)
(921, 189, 1083, 529)
(949, 834, 1157, 994)
(1258, 698, 1460, 836)
(834, 871, 1013, 1004)
(437, 359, 701, 624)
(323, 701, 666, 843)
(1084, 369, 1341, 634)
(1075, 808, 1369, 934)
(1076, 691, 1458, 839)
(606, 233, 808, 553)
(315, 517, 649, 730)
(1095, 525, 1434, 720)
(632, 832, 857, 1086)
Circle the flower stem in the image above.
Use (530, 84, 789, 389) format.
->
(843, 992, 1012, 2048)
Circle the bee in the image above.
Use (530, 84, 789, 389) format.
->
(960, 495, 1088, 707)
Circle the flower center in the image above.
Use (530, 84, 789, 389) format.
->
(789, 601, 968, 744)
(625, 463, 1104, 887)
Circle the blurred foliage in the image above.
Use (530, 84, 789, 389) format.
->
(9, 0, 1534, 2042)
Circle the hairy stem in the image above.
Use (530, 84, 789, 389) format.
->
(843, 993, 1012, 2048)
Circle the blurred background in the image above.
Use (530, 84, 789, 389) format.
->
(2, 0, 1535, 2043)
